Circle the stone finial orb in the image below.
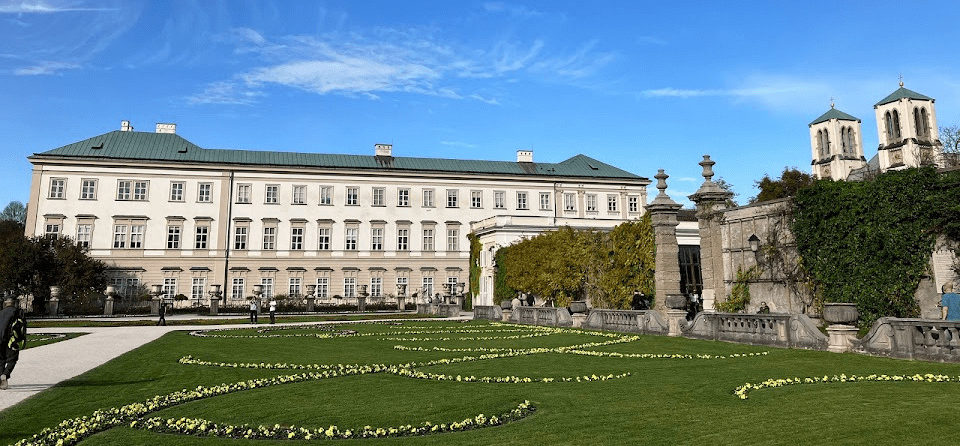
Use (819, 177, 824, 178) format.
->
(654, 169, 669, 195)
(699, 155, 715, 182)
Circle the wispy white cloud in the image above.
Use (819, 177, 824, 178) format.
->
(13, 60, 78, 75)
(187, 81, 264, 105)
(481, 2, 543, 18)
(469, 93, 500, 105)
(439, 140, 477, 148)
(674, 176, 699, 183)
(0, 0, 114, 14)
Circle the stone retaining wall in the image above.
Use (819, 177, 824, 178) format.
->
(858, 318, 960, 362)
(473, 305, 503, 321)
(583, 309, 667, 334)
(682, 312, 827, 350)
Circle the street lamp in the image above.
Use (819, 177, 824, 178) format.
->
(748, 234, 761, 262)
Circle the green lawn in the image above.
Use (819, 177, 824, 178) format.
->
(24, 332, 86, 349)
(2, 320, 959, 445)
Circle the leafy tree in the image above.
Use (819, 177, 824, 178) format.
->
(751, 167, 815, 204)
(0, 201, 26, 226)
(714, 177, 739, 207)
(492, 246, 516, 305)
(586, 215, 656, 309)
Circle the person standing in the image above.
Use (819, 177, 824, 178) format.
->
(157, 300, 167, 326)
(941, 283, 960, 321)
(269, 298, 277, 324)
(249, 299, 258, 324)
(0, 298, 26, 390)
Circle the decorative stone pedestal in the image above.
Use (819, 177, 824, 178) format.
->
(210, 298, 219, 315)
(150, 298, 161, 316)
(572, 313, 587, 328)
(47, 298, 59, 317)
(358, 296, 367, 312)
(305, 297, 315, 312)
(103, 297, 114, 316)
(827, 325, 859, 353)
(666, 309, 687, 337)
(397, 297, 406, 312)
(501, 309, 513, 322)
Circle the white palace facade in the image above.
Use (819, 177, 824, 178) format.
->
(25, 121, 653, 307)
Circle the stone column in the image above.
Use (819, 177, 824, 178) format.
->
(688, 155, 734, 312)
(104, 285, 115, 316)
(648, 169, 683, 312)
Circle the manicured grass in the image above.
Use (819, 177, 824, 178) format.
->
(3, 320, 960, 445)
(24, 332, 86, 349)
(28, 312, 436, 328)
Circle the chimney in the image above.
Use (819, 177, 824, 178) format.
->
(516, 150, 533, 163)
(375, 143, 393, 157)
(120, 120, 133, 132)
(155, 123, 177, 134)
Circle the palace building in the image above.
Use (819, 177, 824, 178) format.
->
(25, 121, 652, 307)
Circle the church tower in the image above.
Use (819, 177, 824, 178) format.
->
(873, 80, 943, 172)
(809, 102, 865, 180)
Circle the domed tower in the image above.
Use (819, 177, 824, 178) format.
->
(809, 101, 865, 180)
(874, 80, 942, 172)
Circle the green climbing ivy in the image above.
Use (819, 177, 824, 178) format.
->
(492, 246, 516, 306)
(791, 167, 960, 329)
(466, 232, 481, 310)
(716, 265, 760, 313)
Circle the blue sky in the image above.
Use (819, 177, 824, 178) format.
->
(2, 0, 959, 207)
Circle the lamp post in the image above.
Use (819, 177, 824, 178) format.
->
(305, 284, 317, 312)
(748, 234, 761, 262)
(208, 284, 222, 315)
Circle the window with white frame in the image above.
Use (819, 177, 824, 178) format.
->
(318, 227, 331, 250)
(169, 182, 184, 202)
(125, 277, 139, 296)
(292, 185, 307, 204)
(517, 192, 528, 210)
(162, 278, 177, 299)
(316, 277, 329, 298)
(397, 228, 409, 251)
(372, 187, 385, 206)
(586, 194, 598, 212)
(446, 189, 458, 208)
(607, 194, 618, 212)
(289, 277, 302, 296)
(265, 185, 279, 204)
(234, 226, 248, 250)
(236, 184, 252, 203)
(346, 187, 358, 206)
(195, 225, 209, 249)
(116, 180, 132, 200)
(371, 228, 383, 251)
(628, 196, 639, 213)
(197, 183, 212, 203)
(319, 186, 333, 205)
(262, 227, 276, 250)
(48, 178, 65, 199)
(370, 277, 382, 296)
(344, 227, 358, 250)
(133, 181, 148, 201)
(448, 276, 459, 295)
(344, 277, 356, 297)
(76, 224, 92, 248)
(261, 278, 274, 298)
(494, 191, 505, 209)
(231, 277, 245, 299)
(44, 223, 61, 239)
(471, 190, 482, 208)
(447, 228, 459, 251)
(422, 189, 435, 207)
(422, 229, 434, 251)
(113, 225, 128, 248)
(564, 193, 576, 211)
(191, 277, 206, 301)
(397, 188, 410, 206)
(422, 277, 434, 298)
(291, 227, 304, 250)
(80, 179, 97, 200)
(166, 225, 181, 249)
(130, 224, 144, 248)
(540, 192, 551, 210)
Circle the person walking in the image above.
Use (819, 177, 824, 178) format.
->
(0, 298, 26, 390)
(157, 300, 167, 326)
(269, 298, 277, 324)
(249, 299, 258, 324)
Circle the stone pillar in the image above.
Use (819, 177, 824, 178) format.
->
(48, 286, 60, 317)
(501, 309, 513, 322)
(103, 297, 114, 316)
(666, 309, 687, 337)
(209, 296, 219, 315)
(688, 155, 734, 312)
(305, 296, 315, 312)
(571, 313, 587, 328)
(397, 296, 406, 311)
(647, 169, 683, 312)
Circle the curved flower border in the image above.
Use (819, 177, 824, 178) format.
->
(734, 373, 960, 400)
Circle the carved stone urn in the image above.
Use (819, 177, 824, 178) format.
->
(823, 303, 859, 325)
(569, 301, 588, 314)
(665, 294, 687, 310)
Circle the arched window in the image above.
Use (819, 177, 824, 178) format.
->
(885, 111, 894, 140)
(893, 110, 901, 138)
(823, 129, 830, 156)
(845, 126, 856, 155)
(921, 107, 930, 137)
(840, 127, 848, 153)
(914, 107, 922, 137)
(816, 130, 824, 158)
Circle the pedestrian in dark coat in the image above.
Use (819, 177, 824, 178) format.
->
(0, 298, 26, 390)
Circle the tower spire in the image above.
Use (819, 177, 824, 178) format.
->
(898, 74, 904, 88)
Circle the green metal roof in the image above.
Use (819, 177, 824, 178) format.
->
(875, 87, 934, 106)
(809, 107, 859, 126)
(31, 130, 646, 181)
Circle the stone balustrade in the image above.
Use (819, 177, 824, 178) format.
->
(415, 303, 461, 318)
(511, 306, 573, 327)
(682, 312, 827, 350)
(858, 318, 960, 362)
(473, 305, 503, 321)
(583, 310, 667, 334)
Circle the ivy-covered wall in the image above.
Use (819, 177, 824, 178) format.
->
(791, 167, 960, 328)
(466, 232, 481, 310)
